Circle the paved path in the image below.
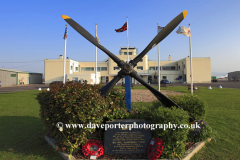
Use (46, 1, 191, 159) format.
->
(0, 84, 49, 93)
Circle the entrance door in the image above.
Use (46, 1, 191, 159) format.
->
(106, 76, 109, 83)
(183, 75, 186, 82)
(101, 76, 106, 83)
(148, 75, 152, 83)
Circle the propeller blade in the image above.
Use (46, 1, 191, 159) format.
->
(130, 10, 187, 67)
(99, 70, 125, 96)
(62, 15, 124, 67)
(130, 70, 179, 108)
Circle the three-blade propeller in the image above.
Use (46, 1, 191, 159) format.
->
(62, 10, 187, 108)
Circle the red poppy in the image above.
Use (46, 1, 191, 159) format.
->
(82, 139, 104, 158)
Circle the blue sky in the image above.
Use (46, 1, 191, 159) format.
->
(1, 0, 239, 76)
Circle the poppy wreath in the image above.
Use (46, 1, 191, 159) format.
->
(82, 139, 104, 157)
(147, 137, 164, 160)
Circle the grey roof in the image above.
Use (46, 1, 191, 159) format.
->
(0, 68, 42, 74)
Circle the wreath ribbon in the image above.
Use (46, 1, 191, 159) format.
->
(147, 137, 164, 160)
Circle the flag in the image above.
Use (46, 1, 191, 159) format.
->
(63, 26, 68, 39)
(115, 22, 127, 32)
(176, 26, 191, 37)
(158, 26, 164, 33)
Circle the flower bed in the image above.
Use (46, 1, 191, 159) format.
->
(45, 132, 211, 160)
(39, 82, 214, 159)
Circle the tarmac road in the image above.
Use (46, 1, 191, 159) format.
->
(0, 81, 239, 93)
(0, 84, 49, 93)
(127, 81, 240, 89)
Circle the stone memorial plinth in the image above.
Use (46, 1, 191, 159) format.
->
(104, 119, 152, 154)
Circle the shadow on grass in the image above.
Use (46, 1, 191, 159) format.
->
(0, 92, 15, 95)
(0, 116, 62, 160)
(0, 91, 39, 95)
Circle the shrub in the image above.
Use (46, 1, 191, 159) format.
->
(188, 120, 215, 142)
(125, 104, 189, 159)
(125, 104, 153, 120)
(37, 81, 127, 155)
(168, 94, 207, 120)
(151, 106, 189, 159)
(104, 87, 128, 121)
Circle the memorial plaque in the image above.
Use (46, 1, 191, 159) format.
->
(104, 119, 152, 154)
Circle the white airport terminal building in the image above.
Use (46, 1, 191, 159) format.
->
(44, 47, 211, 84)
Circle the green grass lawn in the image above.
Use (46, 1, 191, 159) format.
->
(0, 86, 239, 159)
(0, 90, 62, 160)
(168, 86, 240, 160)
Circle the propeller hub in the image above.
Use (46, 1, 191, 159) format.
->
(122, 63, 133, 74)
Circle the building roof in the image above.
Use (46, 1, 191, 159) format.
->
(0, 68, 42, 74)
(228, 71, 240, 73)
(120, 47, 136, 49)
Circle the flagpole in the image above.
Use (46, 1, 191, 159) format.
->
(125, 16, 131, 111)
(95, 23, 98, 84)
(63, 24, 67, 85)
(157, 23, 161, 92)
(189, 23, 193, 95)
(127, 17, 129, 63)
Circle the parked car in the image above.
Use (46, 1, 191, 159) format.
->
(160, 80, 171, 84)
(49, 81, 63, 87)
